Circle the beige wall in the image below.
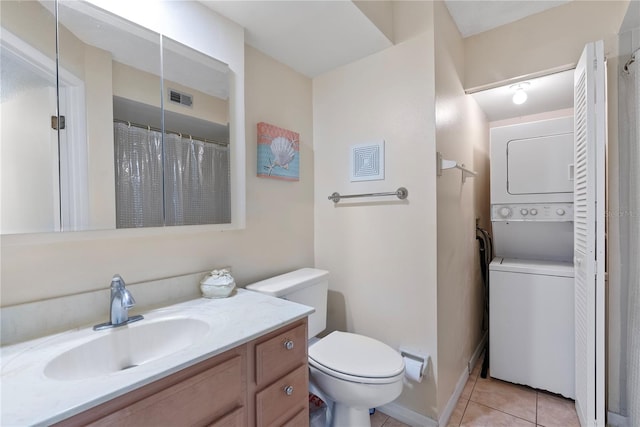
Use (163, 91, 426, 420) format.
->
(84, 46, 117, 230)
(313, 2, 492, 420)
(0, 44, 314, 335)
(464, 0, 630, 91)
(434, 1, 490, 417)
(313, 2, 440, 419)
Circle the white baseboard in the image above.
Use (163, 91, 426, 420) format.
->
(607, 411, 629, 427)
(438, 332, 487, 427)
(379, 333, 488, 427)
(468, 331, 488, 374)
(377, 401, 437, 427)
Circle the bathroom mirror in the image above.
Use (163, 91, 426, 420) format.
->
(0, 0, 231, 234)
(1, 1, 59, 234)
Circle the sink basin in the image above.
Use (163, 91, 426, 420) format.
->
(44, 317, 209, 380)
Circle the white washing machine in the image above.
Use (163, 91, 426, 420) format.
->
(489, 117, 575, 398)
(490, 258, 575, 398)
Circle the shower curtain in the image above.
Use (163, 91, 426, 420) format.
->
(621, 50, 640, 426)
(114, 123, 230, 228)
(163, 133, 230, 226)
(114, 122, 164, 228)
(623, 50, 640, 427)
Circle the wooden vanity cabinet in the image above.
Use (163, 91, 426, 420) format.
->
(55, 345, 247, 427)
(55, 318, 309, 427)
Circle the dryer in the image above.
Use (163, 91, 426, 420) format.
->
(489, 116, 575, 398)
(491, 116, 574, 205)
(490, 116, 575, 262)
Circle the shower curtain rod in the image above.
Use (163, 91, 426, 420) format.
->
(113, 119, 228, 147)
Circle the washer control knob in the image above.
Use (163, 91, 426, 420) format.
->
(520, 208, 529, 216)
(530, 208, 538, 216)
(498, 207, 512, 218)
(556, 208, 566, 216)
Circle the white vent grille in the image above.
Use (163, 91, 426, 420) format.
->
(350, 140, 385, 182)
(168, 89, 193, 107)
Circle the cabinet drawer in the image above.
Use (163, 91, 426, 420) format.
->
(90, 355, 245, 427)
(255, 323, 306, 387)
(255, 365, 308, 427)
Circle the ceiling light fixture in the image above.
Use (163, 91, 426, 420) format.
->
(510, 82, 530, 105)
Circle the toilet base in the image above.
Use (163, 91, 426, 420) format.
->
(332, 403, 371, 427)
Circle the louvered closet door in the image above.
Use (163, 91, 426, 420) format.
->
(573, 40, 606, 427)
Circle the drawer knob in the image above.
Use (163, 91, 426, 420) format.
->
(284, 340, 295, 350)
(284, 385, 294, 396)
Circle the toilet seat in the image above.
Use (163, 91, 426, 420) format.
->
(308, 331, 405, 385)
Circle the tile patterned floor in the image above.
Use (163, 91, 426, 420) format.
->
(450, 357, 580, 427)
(373, 356, 580, 427)
(371, 410, 411, 427)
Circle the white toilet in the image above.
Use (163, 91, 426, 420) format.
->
(246, 268, 405, 427)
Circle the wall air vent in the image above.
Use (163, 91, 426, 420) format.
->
(168, 89, 193, 108)
(350, 140, 385, 182)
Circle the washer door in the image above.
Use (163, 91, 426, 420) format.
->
(507, 133, 574, 195)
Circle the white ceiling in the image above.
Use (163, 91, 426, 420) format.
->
(201, 1, 392, 78)
(444, 0, 571, 38)
(470, 69, 574, 122)
(201, 1, 571, 78)
(201, 1, 574, 121)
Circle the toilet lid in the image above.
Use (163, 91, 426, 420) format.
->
(308, 331, 405, 379)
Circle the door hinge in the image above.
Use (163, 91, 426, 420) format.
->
(51, 115, 65, 130)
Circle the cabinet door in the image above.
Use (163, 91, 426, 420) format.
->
(90, 355, 245, 427)
(208, 407, 245, 427)
(255, 365, 308, 427)
(281, 409, 308, 427)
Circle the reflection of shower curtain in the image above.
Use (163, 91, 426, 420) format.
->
(114, 122, 164, 228)
(163, 134, 231, 226)
(114, 124, 230, 228)
(623, 52, 640, 427)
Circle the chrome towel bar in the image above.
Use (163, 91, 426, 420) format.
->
(328, 187, 408, 203)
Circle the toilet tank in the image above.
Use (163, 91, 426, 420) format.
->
(246, 268, 328, 337)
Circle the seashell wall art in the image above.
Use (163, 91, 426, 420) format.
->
(257, 122, 300, 181)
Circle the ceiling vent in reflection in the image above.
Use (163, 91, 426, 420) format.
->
(168, 89, 193, 108)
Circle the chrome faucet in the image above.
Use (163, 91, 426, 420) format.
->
(94, 274, 144, 331)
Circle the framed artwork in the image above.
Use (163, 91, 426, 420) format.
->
(257, 122, 300, 181)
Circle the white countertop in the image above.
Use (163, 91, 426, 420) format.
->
(0, 289, 313, 426)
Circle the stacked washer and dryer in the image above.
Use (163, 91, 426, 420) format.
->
(489, 116, 575, 398)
